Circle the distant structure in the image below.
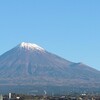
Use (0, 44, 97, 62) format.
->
(9, 93, 11, 99)
(44, 90, 47, 95)
(0, 94, 3, 100)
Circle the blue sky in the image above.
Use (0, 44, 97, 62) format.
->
(0, 0, 100, 70)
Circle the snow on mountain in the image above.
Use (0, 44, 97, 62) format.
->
(19, 42, 45, 51)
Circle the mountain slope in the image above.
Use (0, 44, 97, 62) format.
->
(0, 42, 100, 93)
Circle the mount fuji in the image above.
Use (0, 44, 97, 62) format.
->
(0, 42, 100, 94)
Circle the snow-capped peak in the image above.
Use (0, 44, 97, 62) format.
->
(19, 42, 45, 51)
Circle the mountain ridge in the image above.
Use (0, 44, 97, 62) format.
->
(0, 42, 100, 93)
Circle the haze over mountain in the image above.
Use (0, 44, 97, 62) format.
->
(0, 42, 100, 94)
